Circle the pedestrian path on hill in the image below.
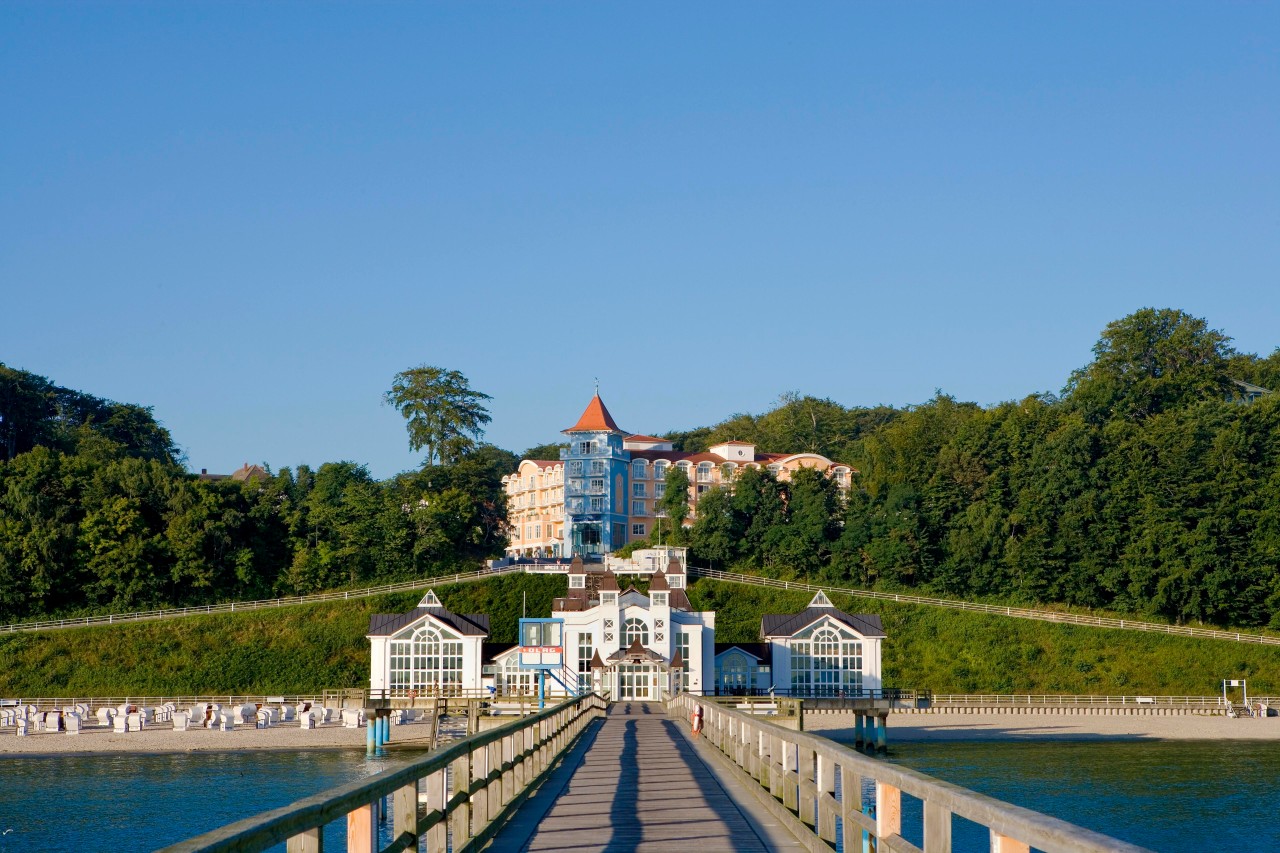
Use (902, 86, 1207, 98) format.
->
(488, 701, 806, 852)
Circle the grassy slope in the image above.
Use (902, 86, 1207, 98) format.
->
(3, 574, 1279, 697)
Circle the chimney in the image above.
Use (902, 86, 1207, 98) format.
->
(201, 468, 207, 475)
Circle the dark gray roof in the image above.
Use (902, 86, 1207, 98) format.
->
(715, 642, 772, 664)
(760, 609, 885, 639)
(368, 608, 490, 637)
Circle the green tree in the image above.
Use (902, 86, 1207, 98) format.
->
(385, 366, 492, 467)
(658, 466, 691, 529)
(1066, 308, 1235, 422)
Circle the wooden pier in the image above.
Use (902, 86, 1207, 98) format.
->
(161, 693, 1154, 853)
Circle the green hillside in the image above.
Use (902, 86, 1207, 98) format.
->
(3, 574, 1280, 698)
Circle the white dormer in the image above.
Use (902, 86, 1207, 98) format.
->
(418, 590, 443, 608)
(808, 590, 834, 608)
(601, 590, 618, 606)
(709, 441, 755, 462)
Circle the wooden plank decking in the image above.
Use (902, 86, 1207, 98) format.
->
(488, 701, 806, 852)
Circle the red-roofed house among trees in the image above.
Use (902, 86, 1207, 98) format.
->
(502, 393, 854, 558)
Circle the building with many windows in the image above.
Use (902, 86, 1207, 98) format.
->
(366, 583, 883, 700)
(503, 394, 855, 558)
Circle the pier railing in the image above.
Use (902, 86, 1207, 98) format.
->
(669, 692, 1153, 853)
(157, 692, 607, 853)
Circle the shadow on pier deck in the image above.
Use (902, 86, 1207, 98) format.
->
(488, 701, 805, 851)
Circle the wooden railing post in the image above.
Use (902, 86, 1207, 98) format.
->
(990, 832, 1030, 853)
(924, 799, 952, 852)
(798, 745, 816, 826)
(471, 743, 489, 830)
(488, 738, 503, 821)
(346, 802, 375, 853)
(450, 750, 471, 847)
(394, 779, 418, 850)
(286, 828, 321, 853)
(816, 754, 836, 843)
(782, 737, 799, 813)
(426, 768, 448, 853)
(876, 782, 902, 846)
(841, 765, 864, 853)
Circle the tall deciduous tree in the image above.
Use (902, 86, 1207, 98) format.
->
(385, 366, 492, 467)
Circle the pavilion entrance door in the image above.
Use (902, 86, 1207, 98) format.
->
(618, 664, 658, 700)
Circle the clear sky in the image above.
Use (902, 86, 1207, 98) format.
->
(3, 2, 1277, 479)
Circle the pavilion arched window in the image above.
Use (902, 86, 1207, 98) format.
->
(624, 617, 649, 646)
(388, 624, 464, 696)
(789, 623, 862, 697)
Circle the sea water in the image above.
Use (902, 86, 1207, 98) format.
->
(0, 749, 409, 853)
(879, 739, 1280, 852)
(2, 741, 1278, 852)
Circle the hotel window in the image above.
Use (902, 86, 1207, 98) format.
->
(589, 478, 605, 494)
(534, 524, 541, 538)
(590, 497, 604, 511)
(577, 441, 591, 455)
(653, 461, 668, 479)
(632, 483, 646, 496)
(631, 500, 646, 516)
(632, 461, 646, 479)
(655, 482, 666, 497)
(676, 461, 690, 475)
(697, 485, 709, 495)
(577, 633, 594, 675)
(568, 461, 582, 475)
(569, 574, 585, 588)
(631, 523, 645, 536)
(768, 464, 782, 476)
(590, 460, 605, 475)
(696, 463, 713, 482)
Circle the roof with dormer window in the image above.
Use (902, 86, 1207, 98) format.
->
(367, 589, 491, 637)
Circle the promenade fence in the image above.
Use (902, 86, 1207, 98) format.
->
(688, 566, 1280, 646)
(6, 560, 1280, 649)
(157, 693, 607, 853)
(669, 692, 1152, 853)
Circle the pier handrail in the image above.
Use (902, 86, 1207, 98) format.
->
(157, 692, 607, 853)
(668, 692, 1153, 853)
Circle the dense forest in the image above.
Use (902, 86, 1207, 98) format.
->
(3, 307, 1280, 631)
(656, 309, 1280, 629)
(0, 362, 512, 621)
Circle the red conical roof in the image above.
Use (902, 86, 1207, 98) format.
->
(563, 394, 625, 434)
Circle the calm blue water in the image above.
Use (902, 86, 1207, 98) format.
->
(1, 741, 1277, 851)
(875, 739, 1280, 852)
(0, 749, 414, 853)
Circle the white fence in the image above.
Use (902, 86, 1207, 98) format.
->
(5, 560, 1279, 649)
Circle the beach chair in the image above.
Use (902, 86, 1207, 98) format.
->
(172, 710, 191, 731)
(300, 711, 316, 729)
(341, 709, 361, 729)
(65, 713, 82, 735)
(44, 711, 62, 732)
(113, 714, 127, 733)
(15, 718, 28, 737)
(256, 709, 272, 729)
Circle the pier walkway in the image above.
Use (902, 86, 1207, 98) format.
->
(488, 701, 805, 852)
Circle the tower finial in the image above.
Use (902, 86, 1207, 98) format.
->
(594, 377, 599, 395)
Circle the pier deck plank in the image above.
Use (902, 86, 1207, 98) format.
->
(488, 701, 806, 852)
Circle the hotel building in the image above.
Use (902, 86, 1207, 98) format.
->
(503, 394, 854, 558)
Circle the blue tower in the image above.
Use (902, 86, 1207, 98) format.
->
(560, 394, 631, 558)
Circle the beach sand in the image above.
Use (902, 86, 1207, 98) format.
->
(0, 719, 443, 756)
(807, 711, 1280, 742)
(9, 709, 1280, 755)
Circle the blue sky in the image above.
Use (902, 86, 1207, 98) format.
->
(3, 2, 1277, 478)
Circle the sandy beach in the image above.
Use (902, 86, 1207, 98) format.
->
(807, 711, 1280, 742)
(0, 718, 444, 756)
(9, 708, 1280, 756)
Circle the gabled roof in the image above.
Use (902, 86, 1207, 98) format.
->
(606, 637, 667, 664)
(715, 642, 772, 664)
(665, 558, 685, 575)
(760, 608, 885, 639)
(563, 394, 626, 434)
(368, 607, 491, 638)
(649, 570, 669, 591)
